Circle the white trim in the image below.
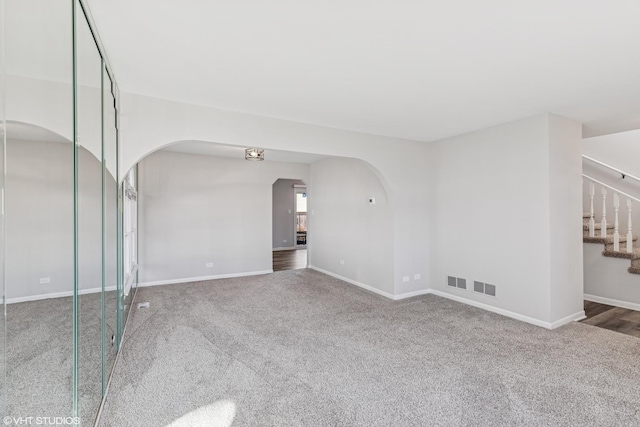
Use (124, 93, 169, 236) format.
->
(124, 265, 138, 296)
(7, 286, 117, 304)
(273, 246, 296, 251)
(308, 265, 395, 299)
(428, 289, 584, 329)
(393, 289, 431, 300)
(550, 310, 586, 329)
(584, 293, 640, 312)
(138, 270, 273, 288)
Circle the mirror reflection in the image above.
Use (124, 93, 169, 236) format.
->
(5, 0, 74, 417)
(2, 0, 131, 422)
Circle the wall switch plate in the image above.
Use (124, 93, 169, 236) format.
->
(206, 262, 213, 268)
(414, 273, 421, 280)
(402, 276, 410, 282)
(288, 209, 292, 214)
(339, 259, 345, 265)
(39, 277, 51, 284)
(283, 240, 287, 243)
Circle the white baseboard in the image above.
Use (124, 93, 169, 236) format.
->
(273, 247, 296, 251)
(550, 310, 586, 329)
(7, 285, 117, 305)
(308, 265, 395, 300)
(138, 270, 273, 288)
(584, 293, 640, 312)
(428, 289, 584, 330)
(394, 289, 431, 300)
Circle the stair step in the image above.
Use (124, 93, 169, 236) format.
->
(628, 266, 640, 275)
(584, 234, 637, 244)
(582, 223, 615, 231)
(602, 248, 640, 260)
(583, 212, 591, 219)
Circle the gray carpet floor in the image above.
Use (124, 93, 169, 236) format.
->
(100, 269, 640, 426)
(6, 291, 118, 423)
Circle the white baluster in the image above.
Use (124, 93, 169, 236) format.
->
(601, 187, 607, 238)
(589, 182, 595, 237)
(613, 193, 620, 251)
(627, 199, 633, 253)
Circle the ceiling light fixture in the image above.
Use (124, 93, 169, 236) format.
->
(245, 148, 264, 161)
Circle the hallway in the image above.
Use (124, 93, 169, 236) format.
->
(272, 249, 307, 272)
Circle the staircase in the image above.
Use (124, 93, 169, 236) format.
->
(583, 155, 640, 276)
(583, 212, 640, 275)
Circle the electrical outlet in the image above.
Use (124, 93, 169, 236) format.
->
(288, 209, 292, 214)
(206, 262, 213, 268)
(368, 197, 376, 205)
(414, 273, 421, 280)
(283, 240, 287, 243)
(402, 276, 410, 283)
(39, 277, 51, 284)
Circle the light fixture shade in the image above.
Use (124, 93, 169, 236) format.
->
(245, 148, 264, 161)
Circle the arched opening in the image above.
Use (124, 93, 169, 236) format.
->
(131, 140, 394, 296)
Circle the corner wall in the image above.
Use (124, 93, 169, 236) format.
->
(429, 114, 584, 328)
(309, 158, 394, 296)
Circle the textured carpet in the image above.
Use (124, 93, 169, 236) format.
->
(100, 270, 640, 426)
(6, 291, 118, 423)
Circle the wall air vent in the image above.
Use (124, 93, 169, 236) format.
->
(447, 276, 456, 287)
(447, 276, 467, 290)
(474, 281, 484, 293)
(473, 281, 496, 297)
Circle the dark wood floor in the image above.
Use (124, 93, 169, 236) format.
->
(273, 249, 307, 271)
(581, 300, 640, 338)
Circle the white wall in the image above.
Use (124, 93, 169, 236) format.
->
(429, 114, 584, 327)
(583, 243, 640, 310)
(5, 138, 108, 302)
(548, 114, 584, 322)
(272, 179, 304, 249)
(583, 129, 640, 178)
(309, 158, 394, 296)
(137, 150, 309, 285)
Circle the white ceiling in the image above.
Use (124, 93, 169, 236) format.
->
(163, 141, 327, 164)
(87, 1, 640, 142)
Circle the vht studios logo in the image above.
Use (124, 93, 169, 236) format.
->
(3, 416, 80, 426)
